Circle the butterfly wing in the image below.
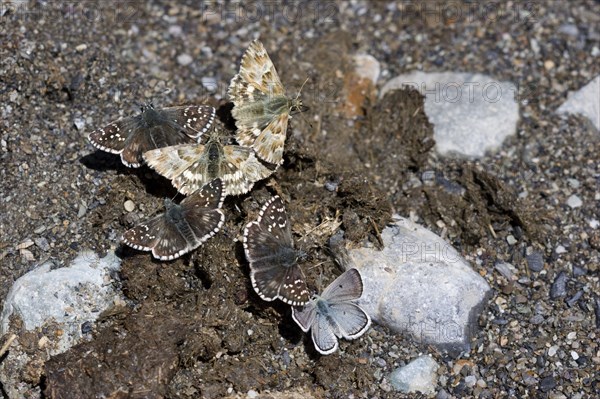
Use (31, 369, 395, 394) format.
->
(159, 105, 216, 140)
(250, 113, 289, 165)
(321, 268, 364, 303)
(228, 40, 285, 104)
(244, 196, 309, 305)
(291, 302, 317, 333)
(122, 210, 190, 260)
(326, 302, 371, 340)
(221, 145, 273, 195)
(144, 143, 208, 194)
(122, 213, 166, 252)
(311, 308, 340, 355)
(88, 116, 140, 155)
(179, 179, 225, 244)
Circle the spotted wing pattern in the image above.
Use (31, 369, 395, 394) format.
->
(88, 104, 216, 167)
(228, 40, 294, 165)
(243, 196, 309, 306)
(143, 129, 273, 196)
(122, 179, 224, 260)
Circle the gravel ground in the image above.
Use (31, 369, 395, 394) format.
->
(1, 1, 599, 398)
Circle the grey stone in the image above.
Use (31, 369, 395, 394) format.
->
(567, 195, 583, 208)
(389, 355, 439, 395)
(177, 53, 193, 66)
(557, 75, 600, 130)
(550, 271, 569, 299)
(526, 252, 544, 272)
(0, 251, 123, 398)
(345, 215, 492, 355)
(380, 72, 520, 157)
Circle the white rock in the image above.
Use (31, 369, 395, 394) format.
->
(566, 194, 583, 209)
(0, 251, 122, 398)
(201, 76, 218, 92)
(73, 117, 86, 131)
(353, 54, 381, 84)
(380, 71, 520, 157)
(557, 75, 600, 130)
(389, 355, 439, 395)
(177, 53, 193, 66)
(124, 199, 135, 212)
(345, 215, 491, 354)
(1, 250, 121, 347)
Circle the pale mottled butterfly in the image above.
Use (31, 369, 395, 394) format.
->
(292, 268, 371, 355)
(243, 195, 310, 306)
(122, 179, 224, 260)
(228, 40, 305, 165)
(143, 125, 273, 196)
(88, 103, 215, 167)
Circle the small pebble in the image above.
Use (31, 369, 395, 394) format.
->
(555, 245, 567, 254)
(548, 345, 559, 356)
(177, 53, 193, 66)
(16, 239, 34, 250)
(506, 235, 517, 245)
(566, 291, 583, 307)
(566, 178, 580, 189)
(566, 195, 582, 208)
(20, 249, 35, 261)
(566, 332, 577, 340)
(324, 181, 339, 192)
(572, 265, 587, 277)
(570, 351, 579, 360)
(73, 118, 86, 131)
(594, 295, 600, 329)
(34, 237, 50, 252)
(201, 76, 217, 91)
(526, 251, 544, 272)
(550, 271, 568, 299)
(77, 204, 87, 218)
(247, 390, 258, 399)
(168, 25, 182, 36)
(124, 200, 135, 212)
(495, 262, 515, 280)
(75, 43, 87, 52)
(464, 375, 477, 387)
(540, 376, 556, 392)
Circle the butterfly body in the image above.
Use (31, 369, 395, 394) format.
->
(144, 126, 272, 196)
(88, 103, 216, 167)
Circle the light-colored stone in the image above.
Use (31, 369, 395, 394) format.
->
(353, 54, 381, 84)
(177, 53, 193, 66)
(389, 355, 439, 395)
(0, 251, 123, 399)
(344, 215, 492, 355)
(566, 194, 583, 209)
(557, 75, 600, 130)
(124, 199, 135, 212)
(380, 71, 520, 157)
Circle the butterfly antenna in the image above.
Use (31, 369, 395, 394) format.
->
(295, 77, 310, 104)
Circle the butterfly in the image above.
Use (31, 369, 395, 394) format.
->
(122, 179, 225, 260)
(291, 268, 371, 355)
(243, 195, 310, 306)
(228, 39, 305, 165)
(88, 103, 216, 167)
(143, 125, 273, 196)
